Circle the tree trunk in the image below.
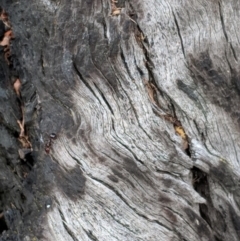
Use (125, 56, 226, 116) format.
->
(0, 0, 240, 240)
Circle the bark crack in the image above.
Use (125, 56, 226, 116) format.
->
(112, 135, 146, 166)
(89, 175, 173, 232)
(128, 4, 190, 155)
(73, 61, 100, 102)
(191, 167, 213, 231)
(120, 48, 134, 80)
(40, 51, 45, 76)
(103, 208, 142, 236)
(172, 11, 186, 58)
(93, 82, 115, 116)
(82, 228, 99, 241)
(58, 207, 78, 241)
(118, 80, 154, 141)
(218, 2, 237, 61)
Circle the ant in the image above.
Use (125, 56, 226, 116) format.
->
(45, 133, 57, 154)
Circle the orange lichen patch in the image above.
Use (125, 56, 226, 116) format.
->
(175, 126, 187, 140)
(112, 9, 121, 16)
(174, 125, 188, 150)
(13, 78, 21, 97)
(143, 80, 189, 150)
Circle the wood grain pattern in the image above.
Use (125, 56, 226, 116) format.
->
(0, 0, 239, 240)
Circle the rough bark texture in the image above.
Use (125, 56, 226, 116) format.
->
(0, 0, 240, 240)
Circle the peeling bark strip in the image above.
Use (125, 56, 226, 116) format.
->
(0, 0, 240, 240)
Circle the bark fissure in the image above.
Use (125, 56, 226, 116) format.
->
(120, 48, 134, 80)
(82, 228, 99, 241)
(89, 175, 173, 232)
(93, 82, 114, 116)
(128, 10, 191, 155)
(218, 2, 237, 61)
(119, 84, 154, 141)
(103, 208, 143, 236)
(58, 208, 79, 241)
(40, 51, 45, 76)
(190, 167, 226, 240)
(1, 1, 240, 240)
(73, 61, 100, 102)
(172, 11, 186, 58)
(112, 135, 145, 166)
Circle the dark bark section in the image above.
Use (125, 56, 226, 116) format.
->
(188, 52, 240, 128)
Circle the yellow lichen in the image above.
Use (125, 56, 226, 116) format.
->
(175, 126, 187, 140)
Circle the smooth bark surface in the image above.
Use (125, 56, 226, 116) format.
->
(0, 0, 240, 240)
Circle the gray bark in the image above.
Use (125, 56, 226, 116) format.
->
(0, 0, 240, 240)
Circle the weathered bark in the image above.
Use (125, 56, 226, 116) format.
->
(0, 0, 240, 240)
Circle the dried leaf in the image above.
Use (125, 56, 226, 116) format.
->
(112, 9, 121, 16)
(13, 78, 21, 96)
(0, 30, 12, 46)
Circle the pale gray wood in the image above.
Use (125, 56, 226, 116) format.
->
(0, 0, 240, 240)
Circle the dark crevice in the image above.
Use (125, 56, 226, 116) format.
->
(218, 2, 228, 42)
(103, 208, 138, 234)
(170, 102, 181, 126)
(44, 27, 49, 37)
(120, 48, 134, 80)
(73, 61, 100, 102)
(25, 155, 35, 169)
(123, 88, 154, 141)
(40, 51, 45, 76)
(135, 63, 145, 77)
(225, 50, 233, 72)
(199, 204, 212, 228)
(82, 228, 99, 241)
(128, 2, 175, 116)
(102, 17, 108, 41)
(214, 235, 223, 241)
(191, 167, 212, 228)
(58, 208, 78, 241)
(192, 167, 208, 193)
(230, 43, 237, 61)
(185, 145, 191, 157)
(172, 11, 185, 58)
(193, 119, 206, 143)
(0, 213, 8, 234)
(219, 2, 237, 61)
(112, 136, 145, 166)
(111, 117, 115, 132)
(137, 47, 188, 140)
(93, 82, 114, 116)
(89, 175, 173, 232)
